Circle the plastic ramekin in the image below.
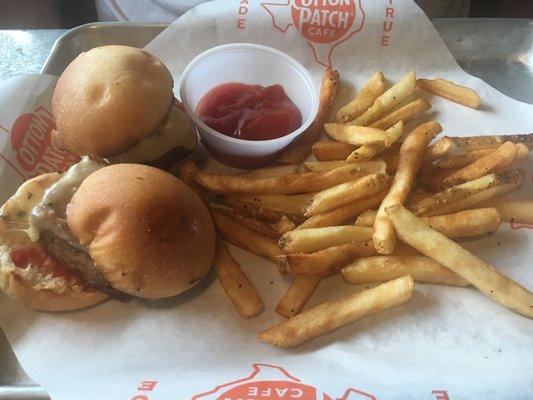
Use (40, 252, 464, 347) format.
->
(179, 43, 319, 167)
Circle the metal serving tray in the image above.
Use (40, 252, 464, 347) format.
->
(1, 18, 532, 400)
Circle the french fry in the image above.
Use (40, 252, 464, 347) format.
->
(325, 124, 392, 146)
(196, 163, 377, 194)
(242, 164, 299, 178)
(424, 136, 453, 163)
(435, 149, 494, 170)
(442, 142, 519, 188)
(213, 238, 264, 318)
(479, 199, 533, 224)
(259, 275, 414, 348)
(306, 173, 390, 216)
(275, 276, 322, 318)
(213, 207, 282, 239)
(384, 137, 451, 174)
(351, 71, 416, 126)
(297, 190, 387, 229)
(223, 192, 313, 216)
(273, 216, 297, 235)
(355, 210, 378, 226)
(448, 133, 533, 151)
(179, 160, 203, 196)
(211, 209, 281, 263)
(356, 208, 499, 238)
(417, 78, 481, 108)
(509, 143, 529, 168)
(303, 159, 386, 173)
(387, 205, 533, 318)
(277, 240, 376, 276)
(407, 170, 524, 216)
(407, 169, 525, 217)
(223, 201, 300, 224)
(425, 208, 500, 237)
(337, 71, 387, 123)
(346, 121, 403, 161)
(369, 98, 431, 130)
(280, 226, 373, 253)
(280, 67, 339, 163)
(342, 255, 469, 286)
(373, 121, 442, 254)
(312, 141, 355, 161)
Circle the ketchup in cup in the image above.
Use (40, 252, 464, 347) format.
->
(196, 83, 302, 141)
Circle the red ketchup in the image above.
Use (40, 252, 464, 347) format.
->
(196, 83, 302, 141)
(11, 245, 83, 286)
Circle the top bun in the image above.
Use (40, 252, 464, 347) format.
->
(52, 45, 173, 157)
(66, 164, 216, 299)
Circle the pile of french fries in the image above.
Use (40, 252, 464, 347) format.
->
(181, 69, 533, 348)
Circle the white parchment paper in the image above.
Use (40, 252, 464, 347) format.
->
(0, 1, 532, 399)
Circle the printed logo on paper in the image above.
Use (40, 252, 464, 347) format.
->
(261, 0, 365, 67)
(191, 363, 377, 399)
(0, 107, 78, 179)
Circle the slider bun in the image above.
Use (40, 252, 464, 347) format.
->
(0, 174, 107, 311)
(52, 45, 173, 157)
(67, 164, 216, 299)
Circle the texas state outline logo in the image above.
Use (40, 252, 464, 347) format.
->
(191, 363, 377, 399)
(261, 0, 365, 67)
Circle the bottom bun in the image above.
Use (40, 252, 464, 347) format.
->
(0, 173, 107, 311)
(0, 267, 106, 312)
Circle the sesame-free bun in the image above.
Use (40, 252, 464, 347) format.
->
(52, 45, 173, 157)
(0, 174, 107, 311)
(67, 164, 216, 299)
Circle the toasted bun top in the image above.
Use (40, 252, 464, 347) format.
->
(0, 173, 106, 311)
(52, 45, 174, 157)
(67, 164, 216, 299)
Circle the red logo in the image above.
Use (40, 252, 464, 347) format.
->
(261, 0, 365, 66)
(191, 363, 377, 400)
(8, 107, 78, 177)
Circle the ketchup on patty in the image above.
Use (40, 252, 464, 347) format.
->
(196, 83, 302, 141)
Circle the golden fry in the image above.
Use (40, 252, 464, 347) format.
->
(387, 205, 533, 318)
(342, 255, 468, 286)
(280, 226, 373, 253)
(442, 141, 520, 188)
(370, 98, 431, 130)
(277, 240, 376, 276)
(303, 159, 386, 173)
(214, 239, 264, 318)
(280, 68, 339, 163)
(346, 121, 403, 162)
(373, 121, 442, 254)
(273, 216, 297, 235)
(355, 210, 377, 226)
(312, 141, 355, 161)
(197, 163, 376, 194)
(448, 133, 533, 151)
(407, 169, 525, 217)
(211, 209, 281, 263)
(179, 160, 203, 196)
(275, 276, 322, 318)
(242, 164, 299, 178)
(325, 124, 392, 146)
(351, 71, 417, 126)
(435, 149, 494, 170)
(297, 190, 387, 229)
(259, 275, 414, 348)
(417, 77, 481, 108)
(424, 136, 453, 163)
(306, 173, 390, 216)
(337, 71, 387, 123)
(213, 207, 282, 239)
(479, 199, 533, 225)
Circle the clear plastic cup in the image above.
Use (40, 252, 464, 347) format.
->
(179, 43, 319, 168)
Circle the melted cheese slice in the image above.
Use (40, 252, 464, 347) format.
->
(110, 106, 197, 164)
